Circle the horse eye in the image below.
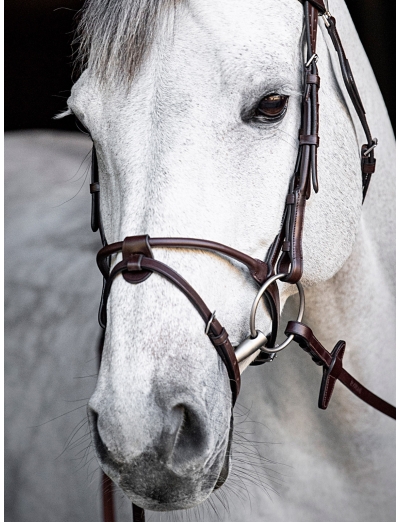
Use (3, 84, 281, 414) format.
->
(255, 94, 289, 122)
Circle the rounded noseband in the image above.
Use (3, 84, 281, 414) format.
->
(96, 234, 285, 405)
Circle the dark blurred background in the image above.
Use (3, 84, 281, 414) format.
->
(5, 0, 396, 133)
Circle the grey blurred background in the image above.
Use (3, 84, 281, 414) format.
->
(5, 0, 396, 133)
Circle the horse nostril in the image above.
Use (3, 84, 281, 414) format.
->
(167, 404, 210, 474)
(88, 407, 110, 463)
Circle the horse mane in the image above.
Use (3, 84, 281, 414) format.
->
(75, 0, 178, 83)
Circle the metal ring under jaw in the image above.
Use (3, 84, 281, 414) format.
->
(363, 138, 378, 157)
(250, 273, 305, 354)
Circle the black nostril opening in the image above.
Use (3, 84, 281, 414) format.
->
(169, 405, 208, 470)
(88, 408, 110, 463)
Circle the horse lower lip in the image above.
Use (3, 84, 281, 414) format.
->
(89, 399, 232, 508)
(117, 451, 228, 511)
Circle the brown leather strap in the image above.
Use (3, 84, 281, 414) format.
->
(323, 13, 376, 201)
(101, 473, 116, 522)
(299, 134, 319, 147)
(276, 190, 307, 283)
(307, 1, 319, 55)
(97, 237, 269, 284)
(301, 0, 326, 13)
(97, 236, 280, 350)
(285, 321, 396, 419)
(90, 146, 107, 246)
(305, 72, 320, 87)
(90, 147, 100, 234)
(90, 182, 100, 194)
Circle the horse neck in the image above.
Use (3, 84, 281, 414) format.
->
(291, 0, 395, 402)
(302, 164, 395, 401)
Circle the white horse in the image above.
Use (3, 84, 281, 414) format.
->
(10, 0, 395, 520)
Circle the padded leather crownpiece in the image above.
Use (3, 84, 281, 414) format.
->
(122, 235, 154, 283)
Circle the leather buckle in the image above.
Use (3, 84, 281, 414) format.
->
(122, 235, 154, 284)
(90, 182, 100, 193)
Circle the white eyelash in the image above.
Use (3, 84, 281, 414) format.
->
(53, 108, 73, 120)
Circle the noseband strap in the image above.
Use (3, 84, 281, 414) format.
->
(97, 236, 280, 355)
(97, 234, 288, 403)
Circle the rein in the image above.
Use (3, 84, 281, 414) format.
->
(87, 2, 394, 521)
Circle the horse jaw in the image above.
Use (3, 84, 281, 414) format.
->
(68, 0, 363, 511)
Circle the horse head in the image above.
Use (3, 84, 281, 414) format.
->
(67, 0, 371, 511)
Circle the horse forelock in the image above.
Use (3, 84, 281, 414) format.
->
(75, 0, 180, 84)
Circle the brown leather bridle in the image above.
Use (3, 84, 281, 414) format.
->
(87, 1, 394, 520)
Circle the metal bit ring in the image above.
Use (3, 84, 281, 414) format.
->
(250, 273, 305, 354)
